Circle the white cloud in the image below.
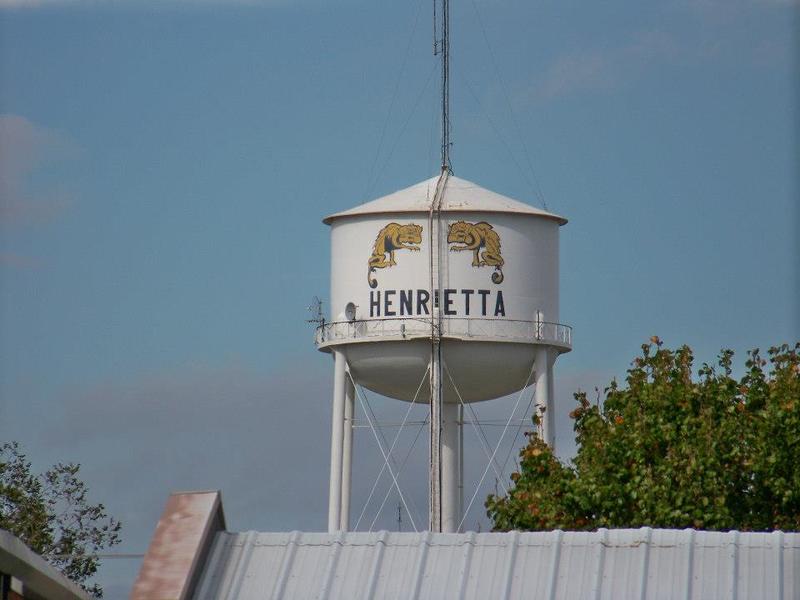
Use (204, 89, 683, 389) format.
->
(0, 359, 334, 598)
(0, 114, 76, 225)
(531, 12, 789, 103)
(535, 30, 683, 101)
(538, 52, 614, 100)
(0, 252, 42, 269)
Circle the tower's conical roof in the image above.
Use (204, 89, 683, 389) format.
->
(323, 175, 567, 225)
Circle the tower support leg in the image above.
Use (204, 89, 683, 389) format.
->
(340, 376, 355, 531)
(429, 341, 442, 532)
(441, 401, 461, 532)
(328, 349, 347, 532)
(458, 403, 464, 526)
(546, 350, 556, 453)
(535, 346, 555, 449)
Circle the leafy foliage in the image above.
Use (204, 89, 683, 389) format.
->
(486, 340, 800, 532)
(0, 442, 121, 598)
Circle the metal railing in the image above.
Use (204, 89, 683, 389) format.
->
(315, 317, 572, 349)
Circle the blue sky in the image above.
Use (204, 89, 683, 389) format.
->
(1, 0, 797, 597)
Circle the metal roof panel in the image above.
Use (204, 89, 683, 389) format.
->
(192, 529, 799, 600)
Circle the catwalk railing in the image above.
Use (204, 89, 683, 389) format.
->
(315, 318, 572, 349)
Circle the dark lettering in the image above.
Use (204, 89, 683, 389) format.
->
(370, 291, 381, 317)
(478, 289, 490, 316)
(444, 289, 456, 316)
(399, 290, 413, 316)
(417, 289, 430, 315)
(461, 289, 473, 316)
(494, 290, 506, 317)
(384, 290, 396, 316)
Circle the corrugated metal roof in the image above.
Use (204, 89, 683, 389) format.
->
(322, 175, 568, 225)
(192, 528, 799, 600)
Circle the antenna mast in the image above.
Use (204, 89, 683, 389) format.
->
(429, 0, 456, 534)
(436, 0, 451, 171)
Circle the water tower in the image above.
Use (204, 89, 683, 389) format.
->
(315, 0, 571, 534)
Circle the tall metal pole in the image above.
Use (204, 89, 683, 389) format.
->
(429, 0, 454, 533)
(439, 0, 450, 171)
(340, 376, 355, 531)
(429, 170, 447, 532)
(328, 349, 347, 532)
(458, 403, 463, 524)
(546, 349, 556, 453)
(441, 401, 460, 532)
(441, 0, 450, 169)
(534, 346, 553, 447)
(429, 340, 443, 531)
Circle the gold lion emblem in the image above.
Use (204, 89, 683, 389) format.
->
(367, 223, 423, 288)
(447, 221, 504, 284)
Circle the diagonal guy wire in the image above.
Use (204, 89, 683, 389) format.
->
(369, 419, 428, 532)
(358, 369, 427, 527)
(349, 367, 428, 532)
(457, 361, 536, 532)
(351, 379, 418, 533)
(363, 0, 428, 199)
(499, 389, 536, 493)
(352, 367, 428, 530)
(442, 361, 505, 483)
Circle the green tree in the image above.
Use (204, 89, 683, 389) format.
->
(0, 442, 122, 598)
(486, 340, 800, 532)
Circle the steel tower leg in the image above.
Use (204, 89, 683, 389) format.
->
(535, 346, 554, 448)
(340, 376, 355, 531)
(441, 400, 461, 532)
(328, 349, 347, 532)
(429, 342, 442, 532)
(546, 350, 556, 454)
(458, 403, 463, 525)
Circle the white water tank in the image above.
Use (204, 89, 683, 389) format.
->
(316, 175, 571, 402)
